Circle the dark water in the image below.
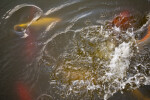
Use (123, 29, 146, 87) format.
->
(0, 0, 150, 100)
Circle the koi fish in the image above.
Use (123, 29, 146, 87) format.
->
(16, 82, 32, 100)
(139, 25, 150, 42)
(112, 11, 150, 43)
(14, 17, 61, 31)
(14, 17, 61, 38)
(112, 10, 132, 30)
(132, 89, 150, 100)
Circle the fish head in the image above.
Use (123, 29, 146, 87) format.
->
(14, 24, 27, 32)
(112, 11, 136, 30)
(14, 24, 29, 38)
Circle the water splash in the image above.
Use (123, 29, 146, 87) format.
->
(41, 24, 146, 100)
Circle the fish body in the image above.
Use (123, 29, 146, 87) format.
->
(112, 11, 132, 30)
(132, 89, 150, 100)
(139, 25, 150, 42)
(14, 17, 61, 32)
(112, 11, 150, 43)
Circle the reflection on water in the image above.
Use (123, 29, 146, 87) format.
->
(0, 0, 150, 100)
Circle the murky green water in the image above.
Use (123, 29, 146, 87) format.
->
(0, 0, 150, 100)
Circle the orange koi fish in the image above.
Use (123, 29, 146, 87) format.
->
(132, 89, 150, 100)
(139, 25, 150, 42)
(112, 10, 132, 30)
(112, 11, 150, 43)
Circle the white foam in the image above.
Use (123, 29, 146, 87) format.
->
(108, 42, 132, 79)
(113, 26, 121, 32)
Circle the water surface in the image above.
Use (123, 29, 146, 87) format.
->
(0, 0, 150, 100)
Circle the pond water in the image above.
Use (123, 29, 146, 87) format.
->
(0, 0, 150, 100)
